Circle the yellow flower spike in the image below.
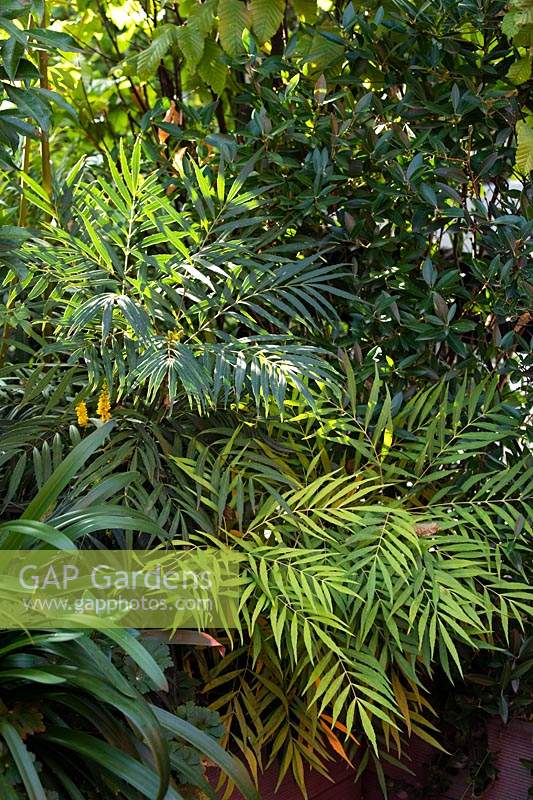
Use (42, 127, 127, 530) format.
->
(75, 401, 89, 428)
(96, 383, 112, 422)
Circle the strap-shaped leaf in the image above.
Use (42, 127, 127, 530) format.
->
(22, 422, 115, 521)
(41, 728, 180, 800)
(151, 704, 259, 800)
(0, 720, 46, 800)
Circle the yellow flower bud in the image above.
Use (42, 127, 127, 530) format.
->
(75, 401, 89, 428)
(96, 383, 112, 422)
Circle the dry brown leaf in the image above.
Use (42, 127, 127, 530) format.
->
(514, 311, 532, 335)
(158, 100, 182, 144)
(415, 522, 440, 537)
(319, 718, 353, 766)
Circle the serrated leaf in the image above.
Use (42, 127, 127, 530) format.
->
(177, 20, 205, 69)
(189, 0, 217, 35)
(358, 705, 378, 754)
(198, 39, 228, 94)
(501, 10, 521, 39)
(135, 24, 178, 80)
(218, 0, 249, 55)
(250, 0, 285, 44)
(516, 121, 533, 174)
(507, 55, 532, 85)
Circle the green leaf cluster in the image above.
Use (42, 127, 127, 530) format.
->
(0, 422, 258, 800)
(0, 0, 78, 169)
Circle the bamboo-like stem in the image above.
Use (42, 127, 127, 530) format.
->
(18, 13, 34, 226)
(18, 135, 32, 226)
(0, 291, 14, 369)
(39, 1, 52, 201)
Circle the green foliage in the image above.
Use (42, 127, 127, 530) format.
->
(218, 0, 250, 56)
(0, 415, 258, 800)
(517, 119, 533, 171)
(169, 370, 531, 789)
(503, 0, 533, 47)
(250, 0, 286, 44)
(0, 0, 78, 169)
(503, 0, 533, 169)
(6, 141, 343, 416)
